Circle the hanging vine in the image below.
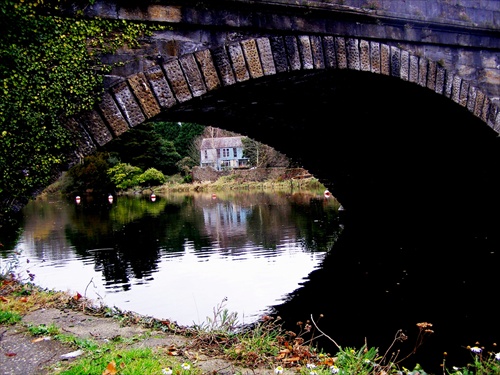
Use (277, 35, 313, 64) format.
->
(0, 0, 167, 220)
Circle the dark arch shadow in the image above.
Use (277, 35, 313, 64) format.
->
(151, 68, 500, 225)
(65, 35, 500, 221)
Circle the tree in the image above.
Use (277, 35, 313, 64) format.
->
(152, 122, 205, 159)
(104, 124, 182, 175)
(62, 152, 114, 197)
(242, 137, 290, 168)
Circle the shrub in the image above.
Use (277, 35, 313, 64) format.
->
(108, 163, 143, 190)
(138, 168, 166, 187)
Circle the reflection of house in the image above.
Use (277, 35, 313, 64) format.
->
(200, 137, 249, 171)
(202, 201, 250, 240)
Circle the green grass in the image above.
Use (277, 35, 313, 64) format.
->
(57, 347, 197, 375)
(0, 310, 22, 324)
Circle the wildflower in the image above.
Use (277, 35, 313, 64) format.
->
(181, 363, 191, 371)
(306, 364, 316, 369)
(470, 346, 482, 353)
(162, 368, 173, 375)
(330, 365, 339, 374)
(275, 366, 284, 374)
(495, 352, 500, 361)
(310, 371, 317, 375)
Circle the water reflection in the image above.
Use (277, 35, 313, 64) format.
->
(3, 191, 342, 326)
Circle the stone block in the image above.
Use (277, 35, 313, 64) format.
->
(163, 59, 192, 103)
(128, 73, 161, 119)
(112, 82, 146, 127)
(98, 92, 129, 137)
(180, 54, 207, 97)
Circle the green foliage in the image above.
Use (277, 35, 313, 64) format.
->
(152, 122, 205, 159)
(0, 0, 164, 218)
(0, 310, 22, 325)
(27, 323, 60, 336)
(104, 123, 183, 175)
(445, 346, 500, 375)
(63, 152, 114, 196)
(107, 163, 143, 190)
(137, 168, 166, 187)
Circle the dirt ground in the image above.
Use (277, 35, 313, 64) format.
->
(0, 307, 270, 375)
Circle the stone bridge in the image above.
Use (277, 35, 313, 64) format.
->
(61, 0, 500, 221)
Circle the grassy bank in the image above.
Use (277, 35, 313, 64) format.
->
(0, 277, 428, 375)
(2, 270, 497, 374)
(151, 175, 328, 194)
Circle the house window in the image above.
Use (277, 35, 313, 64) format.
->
(217, 149, 221, 158)
(204, 150, 208, 159)
(222, 148, 230, 157)
(233, 148, 237, 157)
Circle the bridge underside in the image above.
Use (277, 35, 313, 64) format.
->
(153, 69, 500, 230)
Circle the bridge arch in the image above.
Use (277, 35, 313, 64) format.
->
(64, 34, 500, 215)
(68, 34, 500, 157)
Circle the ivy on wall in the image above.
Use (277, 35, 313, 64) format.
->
(0, 0, 166, 220)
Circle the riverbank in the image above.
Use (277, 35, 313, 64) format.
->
(0, 276, 442, 375)
(1, 273, 473, 375)
(147, 174, 327, 195)
(0, 280, 277, 375)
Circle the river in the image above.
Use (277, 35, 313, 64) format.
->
(1, 189, 498, 374)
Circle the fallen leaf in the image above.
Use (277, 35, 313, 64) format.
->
(73, 292, 82, 301)
(102, 360, 117, 375)
(0, 296, 8, 302)
(283, 356, 300, 363)
(32, 337, 51, 343)
(321, 357, 334, 366)
(19, 297, 28, 302)
(5, 352, 17, 357)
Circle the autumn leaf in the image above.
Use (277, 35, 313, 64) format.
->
(19, 297, 28, 302)
(283, 356, 300, 363)
(102, 361, 117, 375)
(73, 292, 82, 301)
(0, 296, 8, 302)
(4, 352, 17, 357)
(32, 337, 51, 343)
(320, 357, 335, 366)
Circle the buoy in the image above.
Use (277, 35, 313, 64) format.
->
(75, 196, 81, 204)
(150, 193, 156, 202)
(324, 190, 331, 198)
(108, 194, 114, 204)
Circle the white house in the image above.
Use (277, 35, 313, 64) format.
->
(200, 136, 249, 171)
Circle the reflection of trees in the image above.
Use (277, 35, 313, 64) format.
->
(289, 195, 342, 252)
(15, 196, 73, 261)
(65, 194, 212, 289)
(23, 191, 342, 292)
(0, 212, 24, 255)
(245, 192, 342, 253)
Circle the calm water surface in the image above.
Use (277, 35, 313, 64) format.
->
(2, 189, 500, 374)
(5, 191, 341, 326)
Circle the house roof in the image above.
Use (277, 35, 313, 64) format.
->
(200, 136, 244, 150)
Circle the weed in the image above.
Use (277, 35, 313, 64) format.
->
(0, 310, 22, 324)
(444, 343, 500, 375)
(191, 297, 240, 346)
(27, 322, 60, 336)
(57, 347, 197, 375)
(227, 315, 284, 366)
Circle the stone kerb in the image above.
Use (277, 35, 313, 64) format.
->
(66, 34, 500, 166)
